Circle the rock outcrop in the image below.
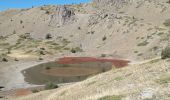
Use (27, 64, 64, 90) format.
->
(49, 6, 75, 26)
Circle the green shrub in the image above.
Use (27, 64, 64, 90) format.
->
(45, 33, 52, 39)
(39, 50, 45, 55)
(167, 0, 170, 4)
(161, 47, 170, 59)
(102, 36, 107, 41)
(39, 57, 43, 61)
(2, 58, 8, 62)
(137, 40, 149, 46)
(156, 75, 170, 84)
(101, 54, 106, 57)
(31, 89, 39, 93)
(45, 66, 51, 70)
(163, 19, 170, 27)
(71, 48, 76, 53)
(70, 47, 83, 53)
(45, 82, 58, 90)
(0, 96, 4, 98)
(14, 58, 19, 61)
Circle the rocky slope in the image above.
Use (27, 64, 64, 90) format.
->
(0, 0, 169, 61)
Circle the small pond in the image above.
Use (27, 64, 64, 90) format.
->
(22, 57, 129, 85)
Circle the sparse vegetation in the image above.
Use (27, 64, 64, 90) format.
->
(167, 0, 170, 4)
(14, 58, 19, 61)
(31, 89, 39, 93)
(156, 75, 170, 84)
(137, 53, 143, 56)
(102, 36, 107, 41)
(45, 66, 51, 70)
(20, 20, 23, 24)
(99, 95, 124, 100)
(39, 50, 45, 55)
(78, 27, 81, 30)
(0, 96, 4, 98)
(134, 51, 138, 53)
(71, 48, 76, 53)
(163, 19, 170, 27)
(137, 40, 149, 46)
(45, 82, 59, 90)
(70, 47, 83, 53)
(114, 76, 124, 81)
(101, 54, 106, 57)
(2, 57, 8, 62)
(39, 57, 43, 60)
(13, 30, 16, 34)
(45, 33, 52, 39)
(161, 46, 170, 59)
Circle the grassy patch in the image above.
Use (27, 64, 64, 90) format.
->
(157, 32, 164, 36)
(60, 91, 67, 96)
(114, 76, 124, 81)
(86, 81, 96, 86)
(99, 95, 124, 100)
(161, 47, 170, 59)
(149, 59, 160, 64)
(156, 75, 170, 84)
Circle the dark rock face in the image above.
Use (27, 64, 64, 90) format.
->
(50, 6, 76, 26)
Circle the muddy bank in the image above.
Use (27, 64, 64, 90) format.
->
(58, 57, 129, 68)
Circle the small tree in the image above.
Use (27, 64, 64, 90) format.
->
(71, 48, 76, 53)
(45, 33, 52, 39)
(2, 58, 8, 62)
(161, 47, 170, 59)
(31, 89, 39, 93)
(45, 82, 58, 90)
(20, 20, 23, 24)
(163, 19, 170, 27)
(102, 36, 107, 41)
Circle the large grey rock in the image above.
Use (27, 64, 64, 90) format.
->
(50, 6, 75, 26)
(140, 88, 156, 100)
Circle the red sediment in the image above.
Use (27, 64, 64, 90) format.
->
(14, 89, 32, 97)
(57, 57, 130, 68)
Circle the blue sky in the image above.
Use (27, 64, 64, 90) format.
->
(0, 0, 91, 11)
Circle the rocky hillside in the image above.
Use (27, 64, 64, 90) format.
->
(0, 0, 170, 61)
(0, 0, 170, 100)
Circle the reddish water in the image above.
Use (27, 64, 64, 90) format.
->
(58, 57, 129, 68)
(22, 57, 130, 85)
